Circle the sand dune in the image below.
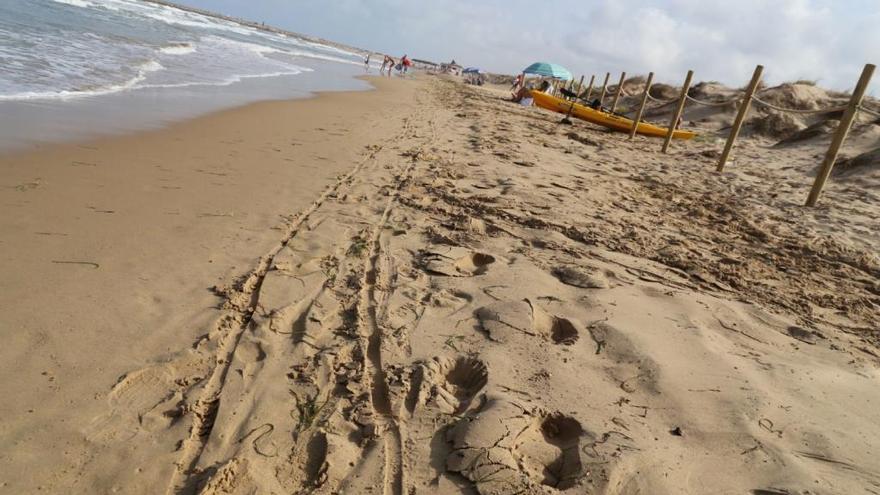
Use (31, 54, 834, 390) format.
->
(1, 75, 878, 494)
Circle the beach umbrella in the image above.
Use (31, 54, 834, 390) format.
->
(522, 62, 572, 81)
(463, 67, 483, 74)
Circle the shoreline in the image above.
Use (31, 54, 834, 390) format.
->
(0, 61, 377, 154)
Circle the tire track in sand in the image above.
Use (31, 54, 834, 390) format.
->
(356, 110, 436, 495)
(165, 143, 389, 494)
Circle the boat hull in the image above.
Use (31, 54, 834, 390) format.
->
(529, 91, 697, 140)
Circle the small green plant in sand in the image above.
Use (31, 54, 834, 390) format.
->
(347, 233, 369, 258)
(442, 334, 467, 352)
(320, 255, 338, 284)
(291, 390, 329, 431)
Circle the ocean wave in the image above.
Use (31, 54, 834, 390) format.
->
(159, 43, 197, 55)
(49, 0, 96, 8)
(0, 59, 163, 101)
(285, 50, 362, 66)
(1, 1, 360, 103)
(49, 0, 120, 11)
(137, 3, 258, 37)
(213, 37, 360, 66)
(0, 55, 316, 102)
(140, 68, 312, 90)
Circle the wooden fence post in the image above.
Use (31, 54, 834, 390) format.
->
(563, 75, 586, 123)
(661, 70, 694, 153)
(716, 65, 764, 171)
(585, 74, 595, 101)
(805, 63, 875, 206)
(629, 71, 654, 140)
(610, 71, 627, 113)
(598, 72, 610, 105)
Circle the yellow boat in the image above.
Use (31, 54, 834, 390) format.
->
(529, 90, 697, 140)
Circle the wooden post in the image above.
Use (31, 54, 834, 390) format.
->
(805, 63, 875, 206)
(598, 72, 610, 106)
(629, 72, 654, 140)
(716, 65, 764, 171)
(563, 75, 586, 122)
(585, 74, 595, 101)
(610, 71, 627, 113)
(661, 70, 694, 153)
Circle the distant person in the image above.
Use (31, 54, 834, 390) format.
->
(511, 80, 536, 103)
(364, 54, 371, 72)
(401, 55, 412, 74)
(381, 55, 394, 77)
(387, 56, 396, 77)
(511, 73, 524, 91)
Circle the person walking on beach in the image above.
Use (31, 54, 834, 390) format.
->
(364, 53, 371, 72)
(381, 55, 394, 77)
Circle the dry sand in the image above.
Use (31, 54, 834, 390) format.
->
(1, 75, 878, 494)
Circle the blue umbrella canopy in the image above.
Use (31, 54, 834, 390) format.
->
(463, 67, 482, 74)
(522, 62, 572, 81)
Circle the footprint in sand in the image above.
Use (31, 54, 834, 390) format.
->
(515, 413, 585, 490)
(409, 356, 489, 416)
(529, 301, 581, 345)
(428, 356, 488, 414)
(474, 299, 580, 345)
(446, 396, 530, 492)
(541, 316, 580, 345)
(236, 339, 266, 363)
(552, 264, 610, 289)
(421, 246, 496, 277)
(474, 300, 533, 343)
(446, 397, 591, 493)
(88, 354, 211, 440)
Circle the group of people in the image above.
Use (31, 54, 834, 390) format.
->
(364, 54, 412, 77)
(509, 75, 607, 110)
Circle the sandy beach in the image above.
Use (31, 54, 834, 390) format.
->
(1, 73, 879, 494)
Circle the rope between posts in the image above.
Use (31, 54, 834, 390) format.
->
(684, 94, 739, 107)
(646, 93, 679, 105)
(751, 96, 848, 115)
(859, 105, 880, 118)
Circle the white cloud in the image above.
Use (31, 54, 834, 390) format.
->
(187, 0, 879, 93)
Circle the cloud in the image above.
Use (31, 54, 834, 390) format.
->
(185, 0, 879, 93)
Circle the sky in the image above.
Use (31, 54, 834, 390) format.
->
(184, 0, 879, 93)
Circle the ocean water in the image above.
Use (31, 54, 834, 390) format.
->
(0, 0, 374, 151)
